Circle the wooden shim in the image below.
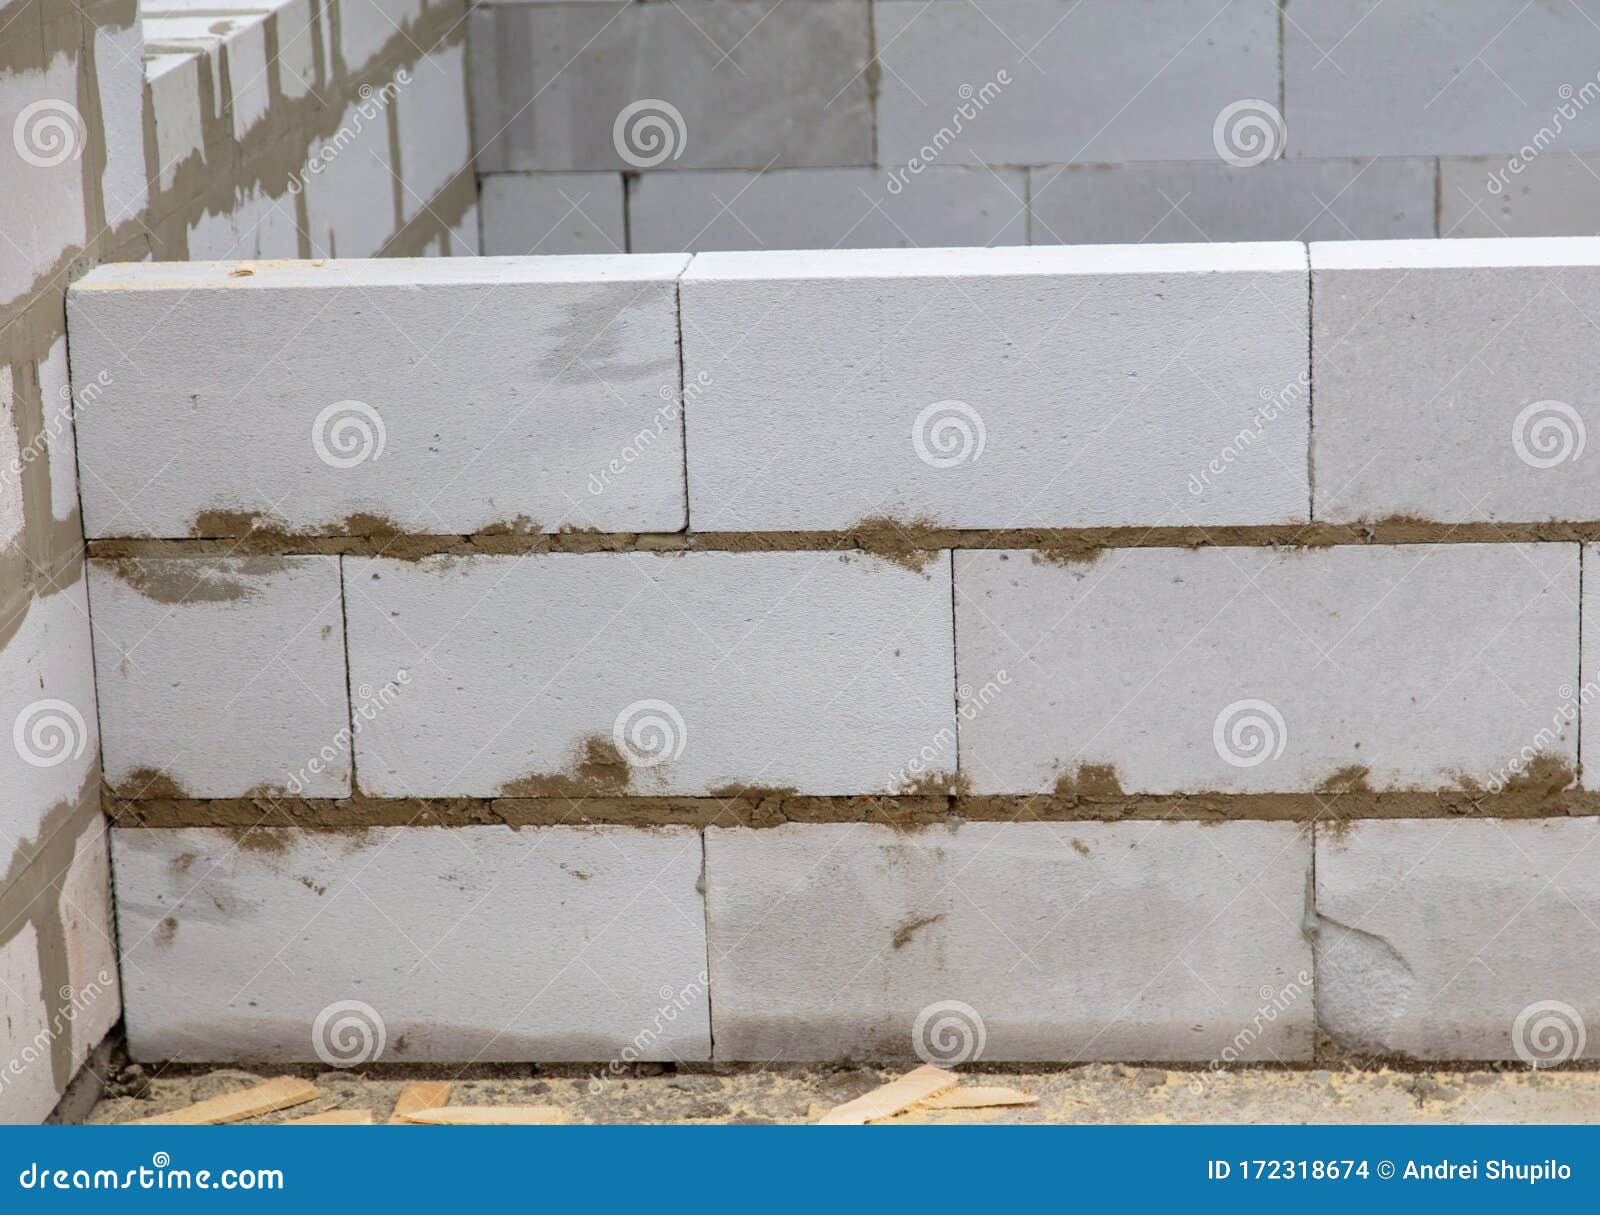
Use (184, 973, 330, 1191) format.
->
(388, 1082, 454, 1124)
(917, 1086, 1038, 1110)
(286, 1109, 374, 1125)
(401, 1105, 570, 1126)
(131, 1077, 319, 1125)
(816, 1065, 957, 1125)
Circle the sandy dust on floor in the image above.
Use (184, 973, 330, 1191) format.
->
(82, 1062, 1600, 1125)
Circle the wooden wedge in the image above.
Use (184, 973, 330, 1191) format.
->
(388, 1082, 454, 1124)
(131, 1077, 318, 1125)
(817, 1065, 957, 1125)
(401, 1105, 569, 1126)
(917, 1086, 1038, 1110)
(286, 1109, 373, 1125)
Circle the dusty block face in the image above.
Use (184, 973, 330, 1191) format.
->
(1316, 819, 1600, 1062)
(112, 825, 710, 1062)
(1, 580, 99, 847)
(0, 924, 56, 1122)
(706, 821, 1313, 1062)
(145, 53, 204, 193)
(470, 1, 872, 173)
(1440, 157, 1600, 239)
(395, 43, 472, 220)
(1028, 158, 1435, 245)
(875, 0, 1279, 165)
(1312, 239, 1600, 523)
(1284, 1, 1600, 158)
(681, 244, 1309, 530)
(302, 96, 398, 257)
(87, 557, 350, 798)
(955, 544, 1579, 795)
(57, 822, 122, 1064)
(339, 0, 423, 74)
(479, 173, 626, 254)
(628, 167, 1028, 252)
(343, 551, 955, 796)
(67, 257, 689, 537)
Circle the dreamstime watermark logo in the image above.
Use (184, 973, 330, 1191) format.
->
(311, 999, 386, 1067)
(613, 99, 686, 168)
(0, 971, 114, 1096)
(1511, 400, 1585, 469)
(285, 671, 409, 794)
(312, 400, 385, 468)
(1481, 678, 1592, 795)
(2, 372, 102, 494)
(589, 372, 707, 496)
(912, 1000, 986, 1066)
(1212, 699, 1287, 768)
(890, 670, 1010, 791)
(1212, 99, 1285, 167)
(613, 700, 687, 768)
(12, 699, 89, 769)
(1512, 1000, 1586, 1068)
(1190, 971, 1311, 1094)
(12, 98, 85, 167)
(587, 971, 708, 1095)
(884, 70, 1012, 195)
(289, 70, 409, 194)
(1190, 372, 1308, 497)
(1487, 75, 1600, 195)
(912, 400, 986, 469)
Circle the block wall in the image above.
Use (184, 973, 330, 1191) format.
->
(468, 0, 1600, 254)
(1, 0, 477, 1121)
(65, 240, 1600, 1069)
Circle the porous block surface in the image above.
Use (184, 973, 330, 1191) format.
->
(112, 825, 711, 1062)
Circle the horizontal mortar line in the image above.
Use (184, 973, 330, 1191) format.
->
(82, 519, 1600, 562)
(104, 790, 1600, 831)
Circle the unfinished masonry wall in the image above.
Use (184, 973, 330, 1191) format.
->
(469, 0, 1600, 255)
(65, 238, 1600, 1068)
(1, 0, 476, 1122)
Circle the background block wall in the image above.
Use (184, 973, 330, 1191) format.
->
(468, 0, 1600, 254)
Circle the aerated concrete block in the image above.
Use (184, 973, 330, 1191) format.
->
(875, 0, 1279, 166)
(113, 825, 710, 1062)
(1284, 1, 1600, 158)
(1316, 819, 1600, 1061)
(0, 924, 56, 1122)
(1440, 156, 1600, 238)
(143, 14, 270, 140)
(339, 0, 423, 74)
(87, 557, 350, 798)
(0, 52, 86, 310)
(1, 580, 99, 847)
(1312, 238, 1600, 523)
(955, 544, 1579, 795)
(628, 167, 1028, 252)
(343, 551, 955, 797)
(395, 43, 471, 220)
(145, 52, 204, 192)
(95, 21, 148, 226)
(706, 821, 1313, 1061)
(470, 1, 872, 172)
(680, 244, 1309, 530)
(1584, 545, 1600, 792)
(302, 96, 397, 257)
(67, 256, 689, 536)
(480, 173, 625, 255)
(1028, 158, 1436, 244)
(57, 822, 122, 1064)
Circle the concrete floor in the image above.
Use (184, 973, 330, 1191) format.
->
(83, 1063, 1600, 1124)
